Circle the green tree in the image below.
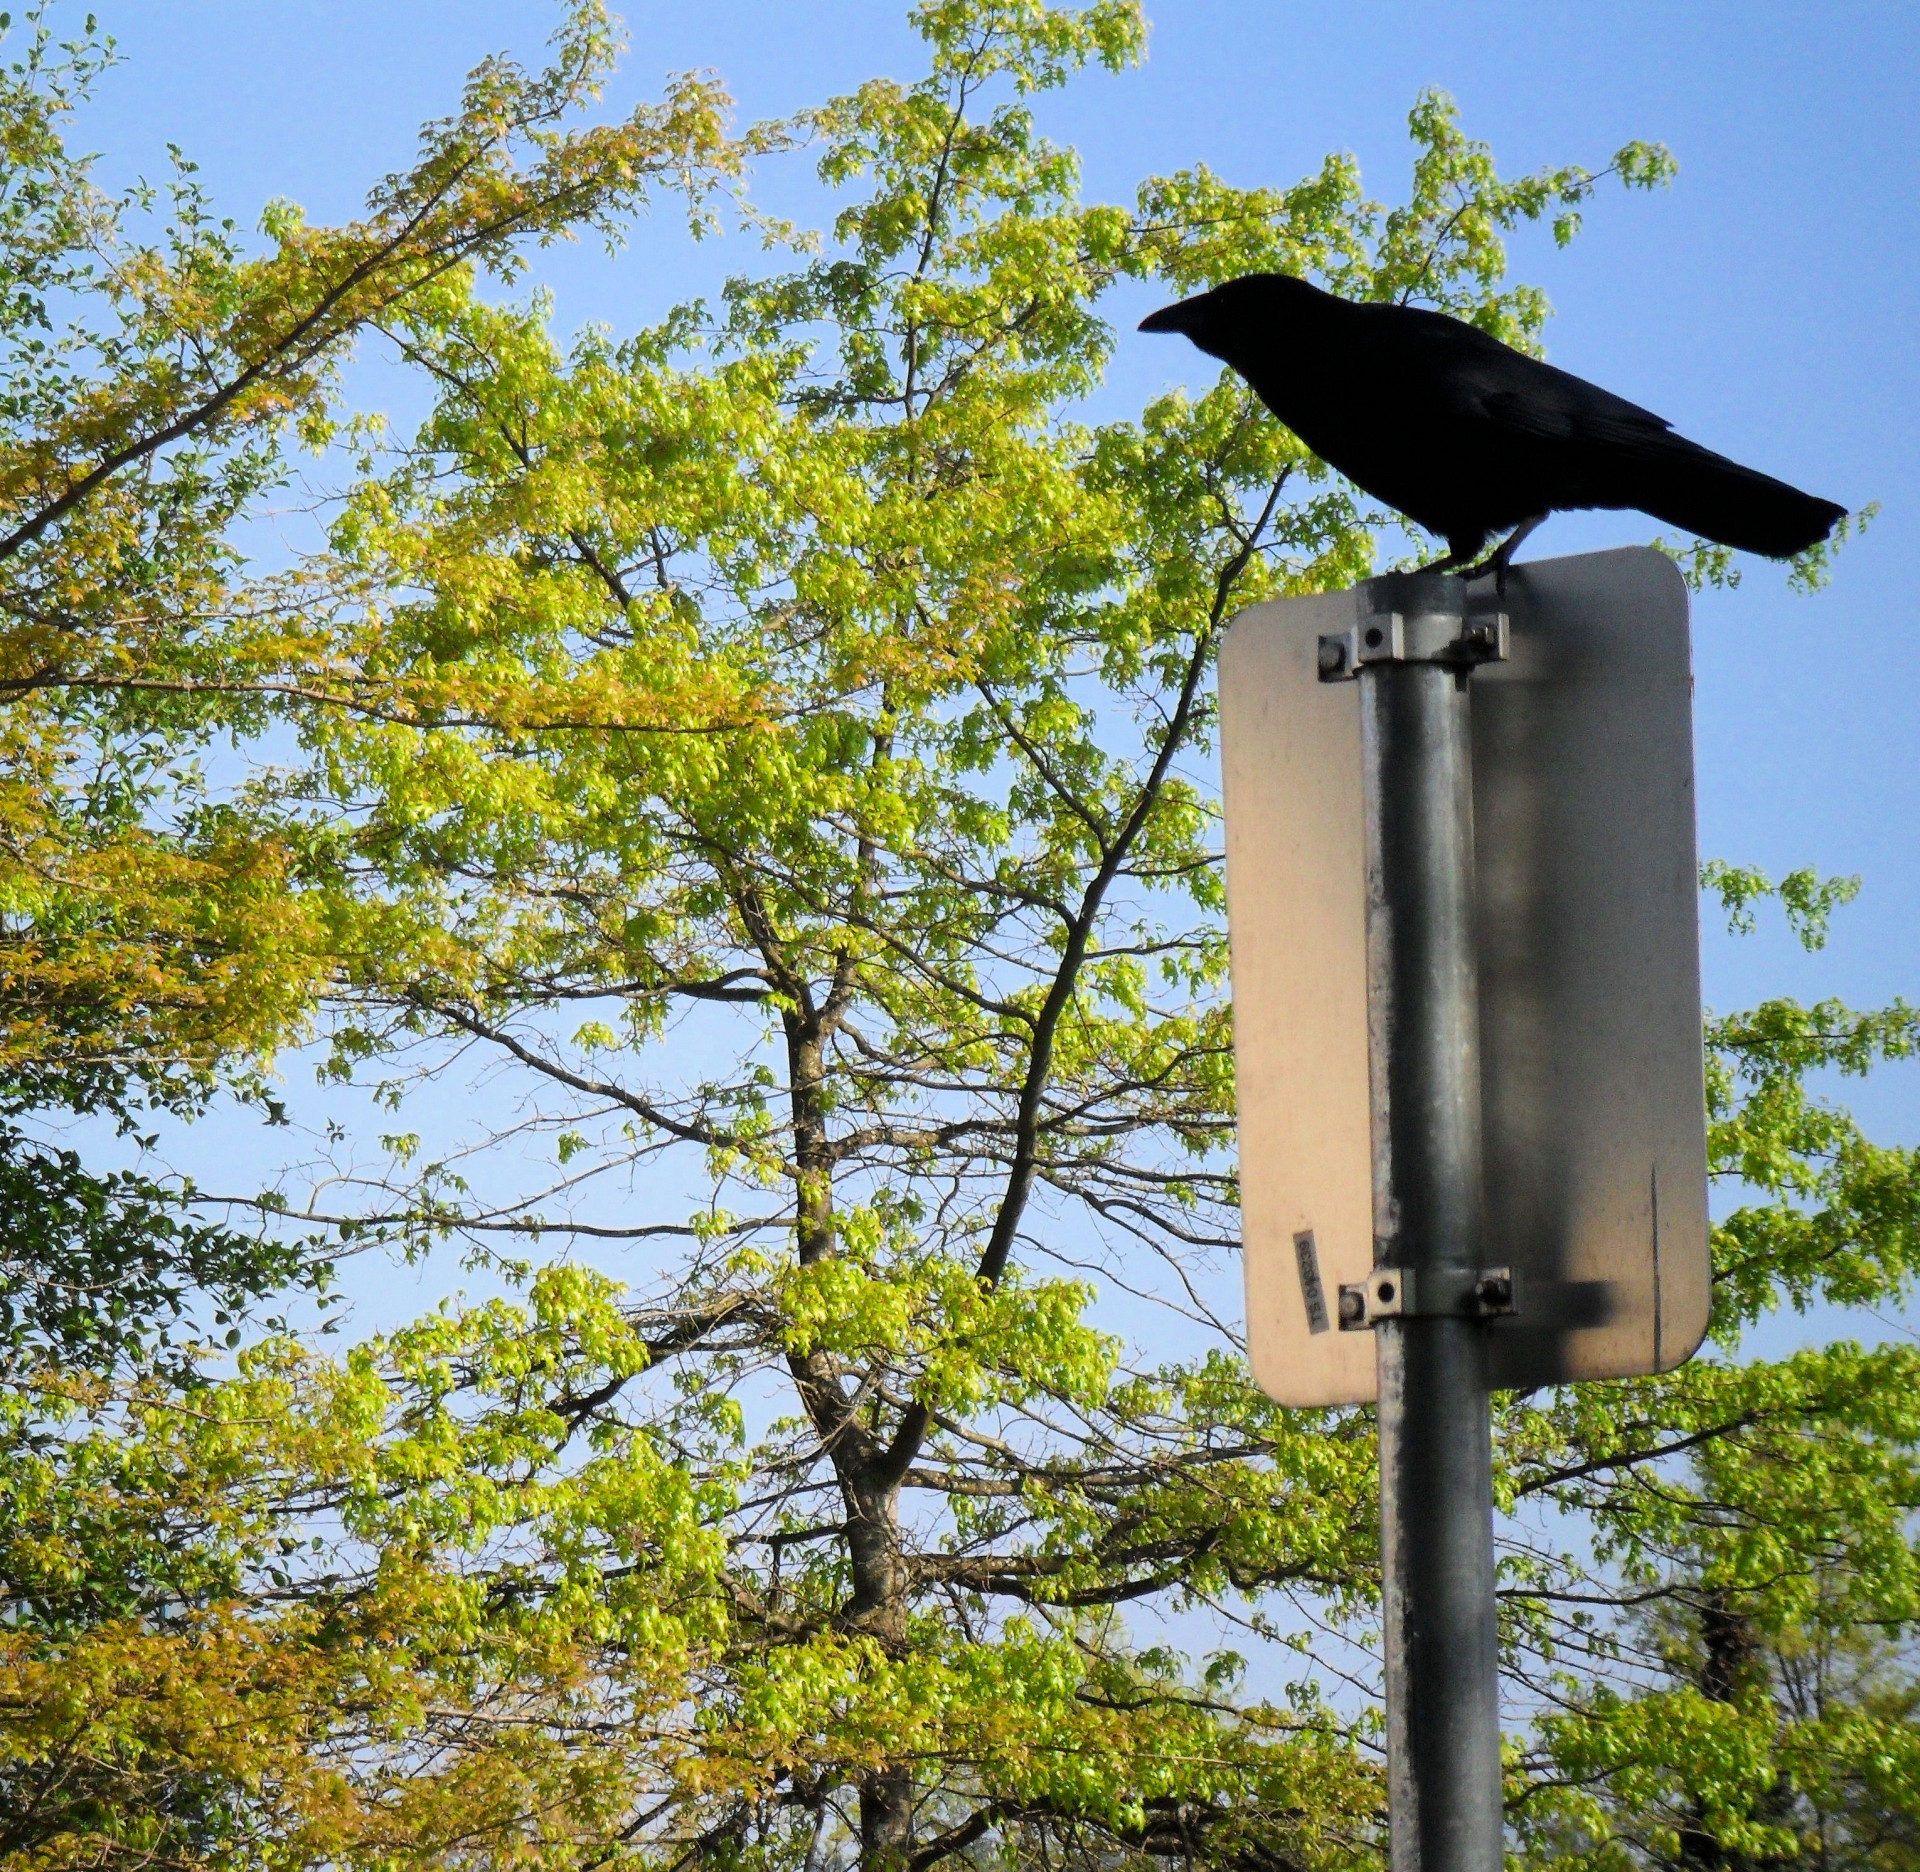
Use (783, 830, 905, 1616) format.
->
(0, 6, 752, 1866)
(1513, 871, 1920, 1871)
(4, 5, 1916, 1871)
(0, 0, 743, 1102)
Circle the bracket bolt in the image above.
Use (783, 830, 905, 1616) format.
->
(1475, 1272, 1512, 1308)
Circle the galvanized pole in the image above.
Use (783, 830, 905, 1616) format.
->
(1332, 572, 1507, 1872)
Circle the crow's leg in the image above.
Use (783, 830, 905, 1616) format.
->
(1415, 530, 1488, 575)
(1489, 512, 1548, 577)
(1461, 513, 1549, 594)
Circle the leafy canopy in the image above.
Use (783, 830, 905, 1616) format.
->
(0, 6, 1912, 1872)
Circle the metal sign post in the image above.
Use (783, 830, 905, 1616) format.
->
(1345, 576, 1507, 1872)
(1221, 548, 1708, 1407)
(1218, 549, 1713, 1872)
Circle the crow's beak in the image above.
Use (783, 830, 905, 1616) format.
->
(1137, 300, 1194, 335)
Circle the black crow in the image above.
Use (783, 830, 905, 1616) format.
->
(1139, 272, 1846, 578)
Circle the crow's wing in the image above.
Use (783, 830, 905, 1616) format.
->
(1375, 309, 1842, 555)
(1377, 308, 1679, 452)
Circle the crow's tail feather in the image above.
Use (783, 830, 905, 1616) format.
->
(1627, 438, 1847, 559)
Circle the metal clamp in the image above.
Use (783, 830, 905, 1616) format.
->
(1336, 1265, 1517, 1329)
(1318, 574, 1508, 683)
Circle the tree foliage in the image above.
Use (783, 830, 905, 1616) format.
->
(0, 5, 1914, 1872)
(0, 0, 744, 1106)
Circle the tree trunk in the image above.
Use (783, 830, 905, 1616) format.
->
(777, 993, 919, 1872)
(1676, 1592, 1792, 1872)
(859, 1764, 915, 1872)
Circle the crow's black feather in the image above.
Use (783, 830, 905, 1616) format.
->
(1139, 273, 1846, 569)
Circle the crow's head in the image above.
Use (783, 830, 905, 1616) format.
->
(1138, 272, 1330, 362)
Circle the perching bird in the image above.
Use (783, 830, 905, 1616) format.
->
(1139, 273, 1846, 579)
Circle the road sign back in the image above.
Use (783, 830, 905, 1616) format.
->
(1222, 547, 1710, 1405)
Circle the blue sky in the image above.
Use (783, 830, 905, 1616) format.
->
(70, 1, 1919, 1207)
